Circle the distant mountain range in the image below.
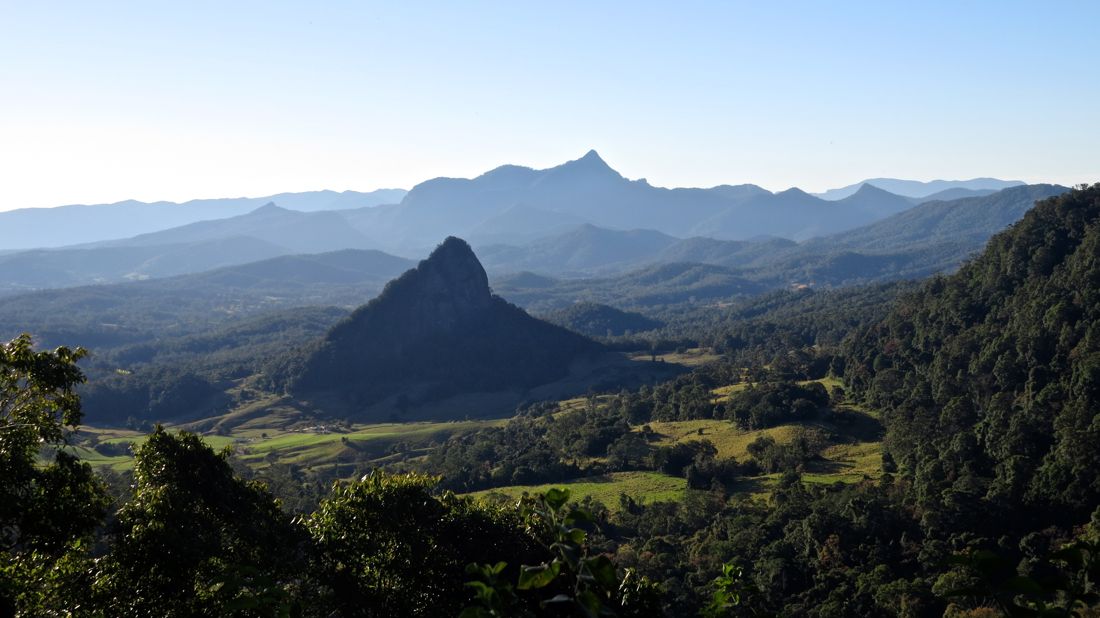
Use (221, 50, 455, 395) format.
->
(0, 151, 1044, 297)
(347, 151, 932, 249)
(0, 204, 384, 294)
(2, 151, 1028, 256)
(477, 184, 1069, 309)
(473, 184, 1067, 280)
(0, 188, 405, 250)
(815, 177, 1024, 200)
(0, 181, 1068, 297)
(1, 182, 1064, 351)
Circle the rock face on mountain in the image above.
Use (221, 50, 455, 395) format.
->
(278, 237, 603, 406)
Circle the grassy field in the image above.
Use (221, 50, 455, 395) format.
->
(639, 419, 803, 460)
(72, 373, 881, 508)
(627, 347, 721, 367)
(72, 419, 504, 473)
(468, 400, 884, 509)
(467, 471, 687, 511)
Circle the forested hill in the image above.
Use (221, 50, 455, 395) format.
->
(272, 237, 603, 410)
(540, 301, 664, 337)
(844, 183, 1100, 524)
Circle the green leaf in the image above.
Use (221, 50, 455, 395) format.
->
(584, 555, 619, 590)
(567, 528, 587, 544)
(554, 541, 582, 567)
(564, 509, 593, 527)
(543, 488, 570, 511)
(465, 581, 493, 597)
(518, 562, 561, 590)
(576, 589, 603, 615)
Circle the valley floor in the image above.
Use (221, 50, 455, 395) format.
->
(70, 376, 883, 508)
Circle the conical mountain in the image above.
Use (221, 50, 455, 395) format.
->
(279, 237, 602, 408)
(835, 183, 913, 218)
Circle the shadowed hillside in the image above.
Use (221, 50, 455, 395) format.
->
(273, 237, 604, 407)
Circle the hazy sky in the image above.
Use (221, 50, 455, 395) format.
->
(2, 1, 1098, 211)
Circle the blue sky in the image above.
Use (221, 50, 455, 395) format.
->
(1, 1, 1097, 210)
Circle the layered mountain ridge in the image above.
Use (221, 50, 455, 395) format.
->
(0, 188, 405, 250)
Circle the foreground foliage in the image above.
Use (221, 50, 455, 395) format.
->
(0, 341, 658, 616)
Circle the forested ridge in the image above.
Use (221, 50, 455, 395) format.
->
(846, 183, 1100, 518)
(2, 186, 1099, 616)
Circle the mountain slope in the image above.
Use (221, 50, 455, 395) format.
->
(844, 183, 1100, 521)
(808, 184, 1068, 253)
(0, 205, 385, 292)
(0, 236, 291, 294)
(494, 261, 763, 312)
(541, 302, 664, 337)
(690, 185, 914, 241)
(465, 205, 588, 245)
(274, 238, 603, 409)
(344, 151, 919, 249)
(834, 183, 915, 219)
(913, 187, 998, 203)
(0, 249, 414, 352)
(477, 224, 679, 276)
(748, 184, 1070, 285)
(98, 203, 373, 254)
(816, 177, 1024, 200)
(655, 236, 797, 269)
(0, 189, 405, 250)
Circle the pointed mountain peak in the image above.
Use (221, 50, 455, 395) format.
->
(838, 184, 912, 210)
(410, 236, 491, 301)
(537, 149, 623, 185)
(250, 202, 290, 215)
(580, 149, 604, 163)
(282, 238, 602, 415)
(850, 183, 897, 198)
(777, 187, 814, 198)
(558, 149, 616, 173)
(425, 236, 481, 269)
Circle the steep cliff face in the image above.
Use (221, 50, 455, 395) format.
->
(282, 237, 603, 406)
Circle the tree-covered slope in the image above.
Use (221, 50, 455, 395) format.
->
(541, 302, 663, 337)
(844, 184, 1100, 523)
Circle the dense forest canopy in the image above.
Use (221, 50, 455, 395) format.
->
(845, 183, 1100, 523)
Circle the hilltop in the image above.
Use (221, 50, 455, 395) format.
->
(272, 237, 605, 414)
